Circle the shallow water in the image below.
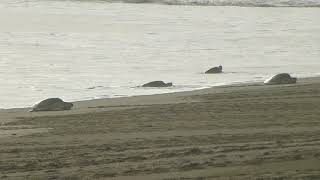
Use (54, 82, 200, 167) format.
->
(0, 0, 319, 108)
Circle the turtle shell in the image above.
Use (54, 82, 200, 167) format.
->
(142, 81, 172, 87)
(264, 73, 297, 85)
(31, 98, 73, 112)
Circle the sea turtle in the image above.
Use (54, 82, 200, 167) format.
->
(142, 81, 173, 87)
(205, 65, 223, 74)
(30, 98, 73, 112)
(264, 73, 297, 85)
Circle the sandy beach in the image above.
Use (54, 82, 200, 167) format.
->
(1, 77, 320, 179)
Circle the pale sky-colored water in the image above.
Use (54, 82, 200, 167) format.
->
(0, 0, 319, 108)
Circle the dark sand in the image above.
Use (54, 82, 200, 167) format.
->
(0, 77, 320, 179)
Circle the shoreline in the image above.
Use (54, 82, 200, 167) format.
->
(0, 77, 263, 111)
(0, 74, 309, 110)
(0, 76, 319, 123)
(1, 75, 318, 110)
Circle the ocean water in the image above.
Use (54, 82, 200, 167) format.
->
(0, 0, 319, 109)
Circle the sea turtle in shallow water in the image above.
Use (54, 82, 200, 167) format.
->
(264, 73, 297, 85)
(142, 81, 173, 87)
(30, 98, 73, 112)
(205, 65, 223, 74)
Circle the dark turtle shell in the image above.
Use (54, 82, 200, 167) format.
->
(264, 73, 297, 85)
(205, 66, 223, 74)
(142, 81, 173, 87)
(31, 98, 73, 112)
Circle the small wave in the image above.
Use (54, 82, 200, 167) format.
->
(102, 0, 320, 7)
(87, 86, 104, 90)
(3, 0, 319, 9)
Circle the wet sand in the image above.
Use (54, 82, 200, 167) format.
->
(1, 77, 320, 179)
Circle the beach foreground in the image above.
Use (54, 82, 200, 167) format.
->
(1, 77, 320, 179)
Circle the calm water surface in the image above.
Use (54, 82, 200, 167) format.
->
(0, 0, 319, 108)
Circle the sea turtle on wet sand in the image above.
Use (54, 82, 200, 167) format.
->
(205, 65, 223, 74)
(30, 98, 73, 112)
(264, 73, 297, 85)
(142, 81, 173, 87)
